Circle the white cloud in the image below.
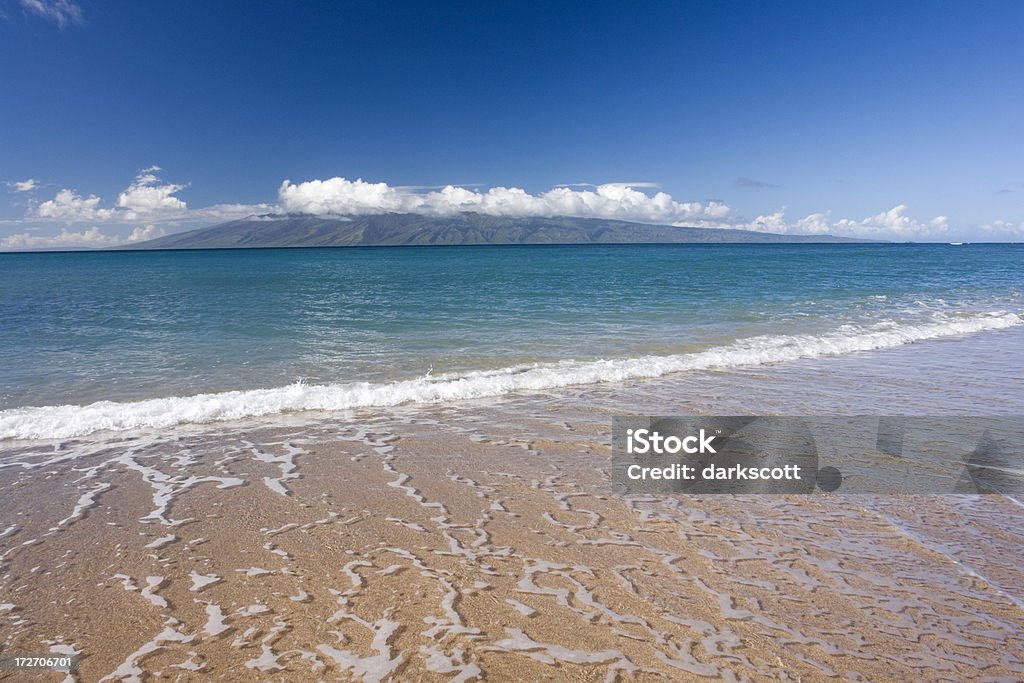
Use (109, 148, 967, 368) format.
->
(588, 181, 663, 190)
(0, 224, 164, 251)
(7, 179, 39, 192)
(0, 224, 166, 250)
(34, 168, 188, 223)
(840, 205, 943, 238)
(28, 168, 276, 225)
(747, 209, 789, 234)
(747, 205, 949, 239)
(125, 224, 166, 243)
(189, 203, 276, 220)
(980, 220, 1024, 237)
(35, 189, 115, 221)
(278, 177, 732, 225)
(794, 213, 833, 235)
(13, 167, 1020, 242)
(19, 0, 82, 26)
(116, 169, 188, 217)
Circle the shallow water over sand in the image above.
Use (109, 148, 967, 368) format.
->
(1, 327, 1021, 681)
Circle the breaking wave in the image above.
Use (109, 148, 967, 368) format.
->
(1, 311, 1020, 441)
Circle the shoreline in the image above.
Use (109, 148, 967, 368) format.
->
(3, 314, 1021, 443)
(1, 329, 1023, 680)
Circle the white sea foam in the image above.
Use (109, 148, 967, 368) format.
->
(189, 571, 221, 592)
(202, 603, 231, 637)
(1, 312, 1019, 441)
(140, 576, 168, 608)
(145, 534, 178, 550)
(99, 618, 193, 682)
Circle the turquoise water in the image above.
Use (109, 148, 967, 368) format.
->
(1, 243, 1022, 439)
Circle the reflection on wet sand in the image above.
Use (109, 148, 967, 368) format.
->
(1, 402, 1022, 681)
(2, 330, 1023, 681)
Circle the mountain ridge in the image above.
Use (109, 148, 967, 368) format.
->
(126, 213, 878, 249)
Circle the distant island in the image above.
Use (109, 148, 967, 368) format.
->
(126, 213, 876, 249)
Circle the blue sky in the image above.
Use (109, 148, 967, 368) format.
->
(2, 0, 1022, 246)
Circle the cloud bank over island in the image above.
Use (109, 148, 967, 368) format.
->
(278, 177, 731, 226)
(2, 168, 1020, 249)
(746, 206, 950, 239)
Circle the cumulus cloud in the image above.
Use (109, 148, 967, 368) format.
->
(19, 0, 82, 26)
(747, 205, 949, 239)
(7, 179, 39, 192)
(116, 166, 188, 216)
(34, 168, 189, 222)
(278, 177, 732, 225)
(28, 168, 277, 225)
(125, 224, 166, 243)
(0, 224, 164, 251)
(13, 167, 1018, 242)
(35, 189, 115, 221)
(747, 209, 788, 234)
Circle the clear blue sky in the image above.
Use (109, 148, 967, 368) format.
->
(2, 0, 1022, 245)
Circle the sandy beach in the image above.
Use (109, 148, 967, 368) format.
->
(2, 329, 1023, 681)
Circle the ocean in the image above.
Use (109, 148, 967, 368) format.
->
(1, 243, 1022, 441)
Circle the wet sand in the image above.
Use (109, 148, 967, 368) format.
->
(2, 330, 1024, 681)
